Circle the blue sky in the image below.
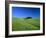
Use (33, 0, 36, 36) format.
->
(12, 7, 40, 18)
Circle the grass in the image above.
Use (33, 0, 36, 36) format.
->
(12, 17, 40, 31)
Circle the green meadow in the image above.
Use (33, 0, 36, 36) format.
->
(12, 17, 40, 31)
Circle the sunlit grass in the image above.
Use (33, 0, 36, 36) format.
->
(12, 17, 40, 31)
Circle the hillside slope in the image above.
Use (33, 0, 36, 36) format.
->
(12, 17, 40, 31)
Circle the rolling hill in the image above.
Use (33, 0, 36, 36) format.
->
(12, 17, 40, 31)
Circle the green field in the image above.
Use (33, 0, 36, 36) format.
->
(12, 17, 40, 31)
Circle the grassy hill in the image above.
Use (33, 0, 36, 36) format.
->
(12, 17, 40, 31)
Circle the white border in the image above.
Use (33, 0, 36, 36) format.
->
(9, 3, 43, 35)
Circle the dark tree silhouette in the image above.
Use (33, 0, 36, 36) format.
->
(25, 17, 32, 19)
